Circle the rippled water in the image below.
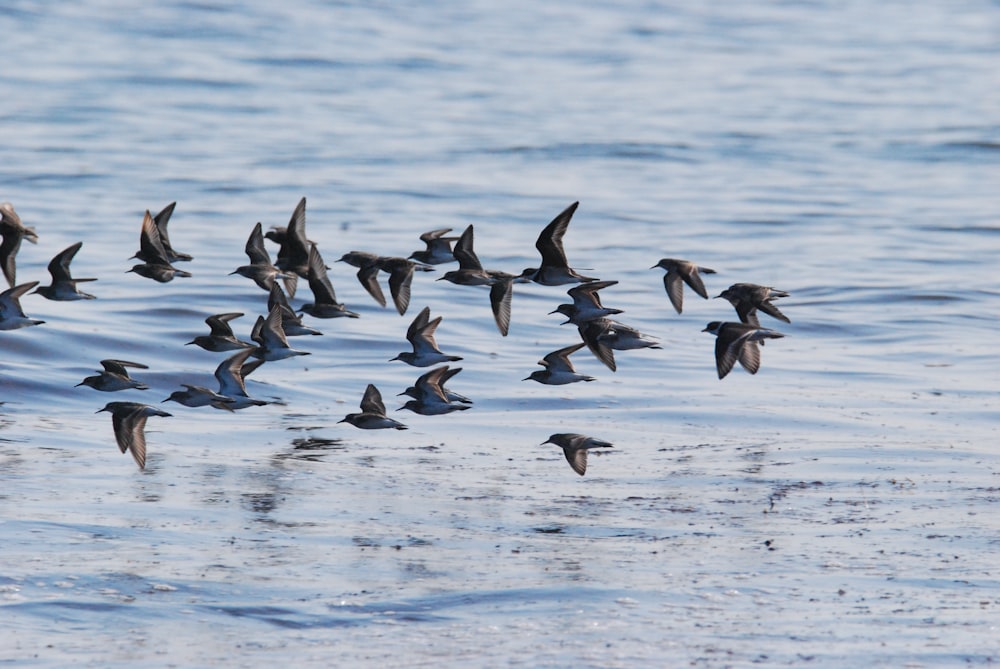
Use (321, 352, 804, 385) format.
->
(2, 1, 999, 666)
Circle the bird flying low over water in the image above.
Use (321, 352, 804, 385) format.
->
(300, 244, 359, 319)
(77, 359, 149, 392)
(438, 225, 521, 336)
(550, 280, 623, 326)
(524, 342, 596, 385)
(163, 384, 236, 411)
(267, 283, 322, 337)
(398, 365, 472, 405)
(34, 241, 97, 300)
(542, 433, 613, 476)
(339, 252, 433, 315)
(397, 365, 472, 415)
(232, 221, 298, 297)
(0, 281, 44, 330)
(186, 312, 254, 352)
(213, 348, 269, 410)
(97, 401, 172, 470)
(129, 210, 191, 283)
(715, 283, 791, 327)
(147, 202, 192, 263)
(408, 227, 459, 265)
(250, 305, 310, 361)
(702, 321, 785, 379)
(339, 251, 386, 307)
(519, 201, 597, 285)
(390, 306, 462, 367)
(339, 384, 408, 430)
(651, 258, 716, 314)
(0, 202, 38, 288)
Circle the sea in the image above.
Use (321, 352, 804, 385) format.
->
(1, 1, 998, 667)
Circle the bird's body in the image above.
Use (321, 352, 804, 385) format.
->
(520, 202, 597, 285)
(232, 222, 298, 296)
(300, 245, 359, 319)
(186, 312, 254, 352)
(716, 283, 791, 326)
(250, 305, 310, 361)
(0, 202, 39, 288)
(214, 348, 269, 409)
(77, 359, 149, 392)
(651, 258, 716, 314)
(129, 210, 191, 282)
(542, 433, 613, 476)
(524, 343, 596, 385)
(340, 384, 408, 430)
(391, 306, 462, 367)
(34, 241, 97, 300)
(0, 281, 44, 330)
(438, 225, 519, 335)
(550, 280, 622, 325)
(163, 384, 236, 411)
(97, 401, 172, 469)
(408, 227, 458, 265)
(702, 320, 785, 379)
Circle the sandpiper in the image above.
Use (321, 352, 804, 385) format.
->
(186, 312, 255, 352)
(250, 305, 310, 361)
(128, 210, 191, 282)
(702, 321, 785, 379)
(231, 222, 298, 297)
(376, 256, 433, 316)
(214, 348, 269, 409)
(267, 284, 322, 337)
(34, 241, 97, 300)
(398, 365, 471, 415)
(408, 227, 459, 265)
(438, 225, 520, 336)
(390, 306, 462, 367)
(550, 280, 623, 325)
(145, 202, 192, 263)
(651, 258, 716, 314)
(97, 401, 172, 470)
(716, 283, 791, 326)
(0, 281, 44, 330)
(519, 201, 597, 285)
(338, 251, 386, 307)
(399, 365, 472, 404)
(300, 244, 359, 319)
(0, 202, 38, 288)
(339, 384, 408, 430)
(76, 359, 149, 392)
(524, 343, 596, 385)
(542, 433, 613, 476)
(163, 384, 236, 411)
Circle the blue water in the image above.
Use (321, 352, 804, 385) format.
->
(2, 1, 999, 666)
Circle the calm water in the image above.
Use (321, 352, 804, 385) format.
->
(2, 1, 999, 666)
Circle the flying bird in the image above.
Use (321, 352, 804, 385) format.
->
(339, 384, 408, 430)
(716, 283, 791, 326)
(542, 433, 613, 476)
(0, 202, 38, 288)
(77, 359, 149, 392)
(519, 202, 597, 285)
(128, 210, 191, 282)
(34, 241, 97, 300)
(651, 258, 716, 314)
(97, 401, 172, 470)
(702, 321, 785, 379)
(390, 306, 462, 367)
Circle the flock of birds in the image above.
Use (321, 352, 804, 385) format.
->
(0, 199, 791, 476)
